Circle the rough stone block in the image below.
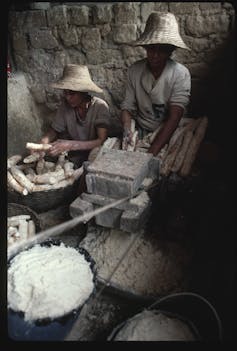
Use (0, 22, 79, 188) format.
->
(81, 190, 151, 212)
(82, 28, 101, 50)
(147, 156, 160, 181)
(86, 173, 135, 198)
(59, 27, 79, 47)
(86, 149, 152, 197)
(69, 197, 94, 219)
(92, 4, 113, 24)
(95, 205, 122, 229)
(68, 5, 89, 26)
(120, 201, 151, 233)
(47, 5, 68, 28)
(25, 10, 47, 29)
(29, 29, 58, 49)
(88, 149, 152, 179)
(12, 32, 28, 54)
(113, 24, 137, 44)
(113, 2, 140, 24)
(30, 2, 51, 10)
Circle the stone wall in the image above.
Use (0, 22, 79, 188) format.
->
(8, 2, 236, 154)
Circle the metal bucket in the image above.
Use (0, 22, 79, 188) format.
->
(108, 292, 223, 341)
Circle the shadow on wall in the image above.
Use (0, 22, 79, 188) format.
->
(188, 28, 236, 151)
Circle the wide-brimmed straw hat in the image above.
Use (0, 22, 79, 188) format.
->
(132, 12, 190, 50)
(51, 64, 103, 93)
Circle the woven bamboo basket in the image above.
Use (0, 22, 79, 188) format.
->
(8, 178, 80, 213)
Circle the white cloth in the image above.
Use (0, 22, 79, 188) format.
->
(121, 58, 191, 132)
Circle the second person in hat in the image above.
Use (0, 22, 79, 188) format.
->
(41, 64, 112, 167)
(121, 12, 191, 155)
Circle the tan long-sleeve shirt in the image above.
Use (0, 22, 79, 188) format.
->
(121, 58, 191, 132)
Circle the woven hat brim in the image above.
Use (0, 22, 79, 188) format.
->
(51, 80, 103, 93)
(132, 33, 190, 50)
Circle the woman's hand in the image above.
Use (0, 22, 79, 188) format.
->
(122, 128, 135, 150)
(48, 139, 75, 156)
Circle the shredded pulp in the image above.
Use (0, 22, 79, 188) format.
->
(8, 243, 94, 322)
(113, 310, 196, 341)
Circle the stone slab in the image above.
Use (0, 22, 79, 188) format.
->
(86, 173, 135, 198)
(81, 191, 150, 212)
(87, 149, 152, 181)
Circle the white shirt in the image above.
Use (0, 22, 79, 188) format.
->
(121, 58, 191, 132)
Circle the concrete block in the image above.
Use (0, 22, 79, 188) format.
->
(81, 190, 151, 212)
(120, 201, 151, 233)
(70, 197, 94, 219)
(95, 205, 122, 229)
(87, 149, 152, 187)
(86, 173, 135, 198)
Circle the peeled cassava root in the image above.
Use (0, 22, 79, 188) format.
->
(8, 150, 83, 194)
(26, 142, 52, 151)
(157, 117, 208, 177)
(7, 215, 36, 246)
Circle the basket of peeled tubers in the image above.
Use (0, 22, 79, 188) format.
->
(7, 143, 83, 213)
(7, 203, 42, 247)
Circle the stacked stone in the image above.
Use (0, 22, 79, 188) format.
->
(70, 149, 159, 232)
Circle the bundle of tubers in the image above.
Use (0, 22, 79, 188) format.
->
(135, 117, 208, 178)
(7, 148, 83, 195)
(7, 214, 36, 246)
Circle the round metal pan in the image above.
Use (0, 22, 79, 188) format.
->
(8, 239, 97, 341)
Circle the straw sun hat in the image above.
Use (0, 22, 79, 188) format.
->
(51, 64, 103, 93)
(132, 12, 190, 50)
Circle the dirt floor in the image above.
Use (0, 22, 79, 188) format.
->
(8, 160, 236, 341)
(35, 165, 235, 342)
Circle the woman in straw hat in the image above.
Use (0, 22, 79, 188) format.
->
(41, 64, 112, 167)
(121, 12, 191, 155)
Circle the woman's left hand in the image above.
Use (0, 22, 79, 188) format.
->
(48, 139, 74, 156)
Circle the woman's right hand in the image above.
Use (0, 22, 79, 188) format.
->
(122, 127, 134, 150)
